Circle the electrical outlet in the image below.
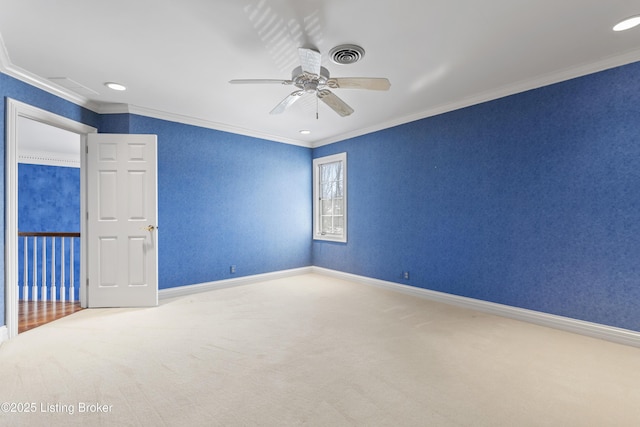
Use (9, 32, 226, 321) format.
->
(403, 271, 410, 280)
(230, 265, 236, 274)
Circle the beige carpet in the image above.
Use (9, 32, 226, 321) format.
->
(1, 273, 639, 426)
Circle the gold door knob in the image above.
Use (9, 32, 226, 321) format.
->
(144, 225, 156, 232)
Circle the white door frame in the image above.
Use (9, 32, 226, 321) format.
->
(4, 98, 97, 339)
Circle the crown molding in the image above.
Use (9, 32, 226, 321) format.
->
(18, 151, 80, 168)
(0, 34, 101, 113)
(312, 48, 640, 148)
(0, 33, 311, 148)
(3, 29, 639, 151)
(2, 63, 102, 113)
(0, 31, 10, 70)
(97, 103, 314, 148)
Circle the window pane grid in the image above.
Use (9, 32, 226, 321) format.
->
(313, 152, 347, 242)
(319, 161, 343, 236)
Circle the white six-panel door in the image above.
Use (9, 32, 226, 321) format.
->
(87, 134, 158, 307)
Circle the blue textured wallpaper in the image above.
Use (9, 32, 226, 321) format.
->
(3, 60, 640, 333)
(313, 61, 640, 331)
(18, 164, 81, 300)
(1, 73, 99, 326)
(107, 115, 313, 289)
(98, 113, 130, 134)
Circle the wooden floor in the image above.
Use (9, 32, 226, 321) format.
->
(18, 301, 83, 333)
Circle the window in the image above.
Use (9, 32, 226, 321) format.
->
(313, 152, 347, 242)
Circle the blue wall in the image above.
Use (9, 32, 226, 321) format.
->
(3, 60, 640, 333)
(1, 73, 99, 326)
(2, 72, 311, 328)
(105, 114, 312, 289)
(18, 164, 81, 300)
(313, 62, 640, 331)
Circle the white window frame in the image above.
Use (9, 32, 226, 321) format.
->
(313, 152, 347, 242)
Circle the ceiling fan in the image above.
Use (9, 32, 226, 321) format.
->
(229, 47, 390, 117)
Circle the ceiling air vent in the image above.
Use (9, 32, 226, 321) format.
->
(329, 44, 365, 65)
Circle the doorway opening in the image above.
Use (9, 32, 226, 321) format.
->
(17, 117, 83, 332)
(5, 98, 97, 339)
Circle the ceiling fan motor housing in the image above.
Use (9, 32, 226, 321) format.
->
(292, 65, 331, 93)
(303, 82, 318, 92)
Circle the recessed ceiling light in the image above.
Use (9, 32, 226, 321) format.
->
(613, 15, 640, 31)
(299, 130, 311, 135)
(104, 82, 127, 91)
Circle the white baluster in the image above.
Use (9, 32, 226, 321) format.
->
(60, 237, 66, 302)
(41, 236, 48, 301)
(51, 237, 57, 301)
(22, 236, 28, 301)
(69, 237, 75, 302)
(32, 236, 38, 302)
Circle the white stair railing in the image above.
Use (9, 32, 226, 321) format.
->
(18, 232, 80, 302)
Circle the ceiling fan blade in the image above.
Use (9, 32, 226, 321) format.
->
(298, 48, 322, 75)
(270, 90, 305, 114)
(327, 77, 391, 90)
(229, 79, 293, 85)
(317, 89, 354, 117)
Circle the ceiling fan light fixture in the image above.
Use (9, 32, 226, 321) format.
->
(329, 44, 365, 65)
(105, 82, 127, 91)
(230, 47, 389, 117)
(613, 15, 640, 31)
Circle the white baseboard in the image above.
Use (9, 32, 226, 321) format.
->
(311, 267, 640, 348)
(156, 265, 640, 348)
(0, 326, 8, 346)
(158, 267, 314, 300)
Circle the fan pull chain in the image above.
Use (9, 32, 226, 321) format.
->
(316, 94, 319, 119)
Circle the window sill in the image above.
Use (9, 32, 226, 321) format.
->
(313, 234, 347, 243)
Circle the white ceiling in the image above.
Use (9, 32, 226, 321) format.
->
(17, 116, 81, 166)
(1, 0, 640, 147)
